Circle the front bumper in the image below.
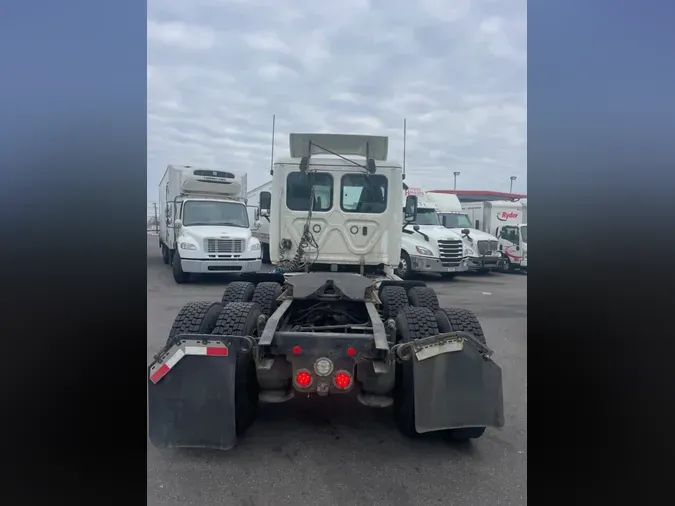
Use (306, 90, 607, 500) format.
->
(467, 255, 506, 270)
(181, 258, 262, 274)
(411, 255, 468, 273)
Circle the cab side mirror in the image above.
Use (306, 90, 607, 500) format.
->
(260, 191, 271, 216)
(404, 195, 418, 222)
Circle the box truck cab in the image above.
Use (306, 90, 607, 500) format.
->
(461, 200, 527, 271)
(159, 165, 262, 283)
(425, 191, 505, 273)
(397, 187, 468, 280)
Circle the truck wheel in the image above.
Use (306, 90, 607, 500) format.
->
(380, 285, 409, 320)
(252, 282, 282, 316)
(211, 302, 262, 436)
(393, 306, 439, 438)
(261, 243, 271, 264)
(221, 281, 256, 305)
(435, 307, 487, 441)
(407, 286, 440, 311)
(161, 244, 170, 265)
(167, 301, 223, 344)
(395, 251, 412, 279)
(172, 251, 190, 283)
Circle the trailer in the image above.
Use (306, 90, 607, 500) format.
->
(159, 165, 262, 283)
(148, 133, 504, 451)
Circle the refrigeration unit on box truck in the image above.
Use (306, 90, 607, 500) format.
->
(461, 200, 527, 271)
(159, 165, 263, 283)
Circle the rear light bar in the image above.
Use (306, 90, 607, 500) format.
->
(149, 342, 229, 384)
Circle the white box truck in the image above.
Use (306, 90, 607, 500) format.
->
(460, 200, 527, 271)
(398, 187, 468, 280)
(425, 191, 505, 273)
(159, 165, 262, 283)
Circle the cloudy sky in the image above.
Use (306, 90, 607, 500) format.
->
(147, 0, 527, 201)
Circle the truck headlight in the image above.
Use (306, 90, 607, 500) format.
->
(179, 242, 197, 250)
(415, 245, 434, 256)
(464, 247, 475, 256)
(250, 242, 261, 251)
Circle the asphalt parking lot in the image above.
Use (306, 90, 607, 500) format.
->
(147, 234, 527, 506)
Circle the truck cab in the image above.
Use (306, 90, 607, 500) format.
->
(159, 165, 262, 283)
(424, 191, 504, 273)
(397, 187, 467, 279)
(495, 223, 527, 270)
(262, 134, 406, 274)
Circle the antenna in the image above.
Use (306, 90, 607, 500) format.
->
(269, 114, 276, 175)
(402, 118, 407, 181)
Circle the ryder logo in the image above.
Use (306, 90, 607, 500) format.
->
(497, 211, 519, 221)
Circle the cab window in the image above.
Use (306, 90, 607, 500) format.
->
(286, 172, 333, 211)
(340, 174, 388, 213)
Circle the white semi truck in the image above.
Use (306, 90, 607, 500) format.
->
(148, 132, 504, 451)
(461, 200, 527, 271)
(398, 187, 468, 279)
(158, 164, 263, 283)
(424, 191, 505, 273)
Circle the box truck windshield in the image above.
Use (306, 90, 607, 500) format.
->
(439, 213, 472, 229)
(182, 200, 249, 228)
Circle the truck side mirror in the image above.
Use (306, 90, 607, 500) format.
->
(260, 191, 272, 216)
(404, 195, 418, 222)
(461, 228, 470, 236)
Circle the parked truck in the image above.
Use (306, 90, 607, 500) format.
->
(424, 191, 505, 273)
(461, 200, 527, 271)
(148, 133, 504, 451)
(158, 164, 262, 283)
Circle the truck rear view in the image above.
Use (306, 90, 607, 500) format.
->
(148, 133, 504, 451)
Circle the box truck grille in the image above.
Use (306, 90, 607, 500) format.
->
(437, 239, 463, 266)
(477, 240, 499, 255)
(205, 239, 244, 254)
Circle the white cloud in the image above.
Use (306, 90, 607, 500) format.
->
(147, 0, 527, 198)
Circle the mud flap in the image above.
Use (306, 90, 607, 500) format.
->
(148, 338, 241, 450)
(411, 335, 504, 433)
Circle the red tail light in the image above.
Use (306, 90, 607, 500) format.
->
(347, 346, 357, 357)
(295, 370, 312, 388)
(333, 370, 352, 390)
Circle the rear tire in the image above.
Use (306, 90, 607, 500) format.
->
(221, 281, 256, 304)
(172, 251, 190, 283)
(167, 301, 223, 344)
(252, 282, 282, 316)
(380, 285, 409, 320)
(212, 302, 262, 436)
(161, 244, 170, 265)
(435, 307, 488, 441)
(261, 243, 271, 264)
(407, 286, 440, 311)
(395, 250, 412, 279)
(393, 306, 439, 438)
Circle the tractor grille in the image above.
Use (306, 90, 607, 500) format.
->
(205, 238, 244, 254)
(477, 240, 499, 255)
(437, 239, 463, 267)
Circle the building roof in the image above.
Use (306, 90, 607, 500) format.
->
(427, 190, 527, 202)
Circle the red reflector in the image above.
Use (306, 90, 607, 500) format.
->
(206, 346, 228, 356)
(334, 371, 352, 390)
(295, 370, 312, 388)
(292, 345, 302, 355)
(347, 346, 357, 357)
(150, 364, 170, 384)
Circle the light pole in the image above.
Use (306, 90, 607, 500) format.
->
(453, 172, 460, 190)
(509, 176, 517, 193)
